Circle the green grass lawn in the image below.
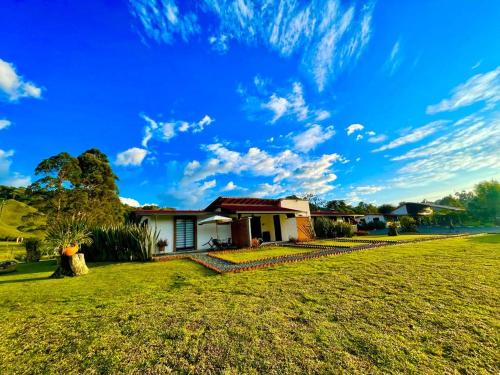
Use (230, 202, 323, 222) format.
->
(211, 246, 317, 263)
(0, 241, 24, 261)
(0, 235, 498, 374)
(355, 234, 446, 241)
(310, 240, 365, 247)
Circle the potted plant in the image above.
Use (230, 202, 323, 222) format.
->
(46, 218, 93, 277)
(157, 239, 168, 252)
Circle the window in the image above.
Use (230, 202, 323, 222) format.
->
(175, 217, 195, 250)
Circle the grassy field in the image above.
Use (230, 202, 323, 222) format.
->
(211, 246, 316, 263)
(0, 241, 24, 261)
(355, 234, 445, 241)
(0, 235, 498, 373)
(0, 199, 45, 239)
(310, 240, 366, 247)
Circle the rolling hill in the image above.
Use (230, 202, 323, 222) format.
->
(0, 199, 46, 239)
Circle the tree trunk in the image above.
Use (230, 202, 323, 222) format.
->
(50, 253, 89, 278)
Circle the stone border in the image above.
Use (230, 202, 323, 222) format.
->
(207, 247, 319, 265)
(152, 233, 482, 274)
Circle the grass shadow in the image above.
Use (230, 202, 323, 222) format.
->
(466, 234, 500, 244)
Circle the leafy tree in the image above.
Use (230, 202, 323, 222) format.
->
(28, 152, 82, 222)
(28, 149, 124, 226)
(378, 204, 396, 214)
(469, 180, 499, 224)
(77, 148, 123, 225)
(324, 200, 354, 213)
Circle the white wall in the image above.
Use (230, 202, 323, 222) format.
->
(143, 216, 174, 253)
(197, 220, 231, 250)
(279, 199, 310, 217)
(283, 217, 298, 241)
(363, 214, 386, 223)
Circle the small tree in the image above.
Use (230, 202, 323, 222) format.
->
(399, 216, 417, 232)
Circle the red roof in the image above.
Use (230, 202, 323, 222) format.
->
(311, 210, 363, 217)
(134, 209, 206, 216)
(205, 196, 279, 211)
(216, 204, 299, 214)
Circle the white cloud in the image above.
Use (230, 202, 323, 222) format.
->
(208, 33, 230, 52)
(391, 111, 500, 188)
(356, 134, 363, 141)
(0, 149, 14, 174)
(222, 181, 238, 191)
(366, 130, 375, 136)
(367, 134, 387, 143)
(141, 113, 214, 147)
(353, 185, 384, 194)
(346, 123, 364, 135)
(0, 58, 42, 101)
(130, 0, 374, 91)
(0, 149, 31, 187)
(372, 120, 447, 152)
(129, 0, 200, 44)
(115, 147, 149, 166)
(426, 67, 500, 114)
(293, 124, 335, 152)
(263, 94, 290, 123)
(244, 80, 328, 124)
(0, 119, 11, 130)
(120, 197, 141, 207)
(169, 143, 343, 204)
(384, 39, 402, 75)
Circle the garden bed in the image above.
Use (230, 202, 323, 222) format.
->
(209, 246, 317, 264)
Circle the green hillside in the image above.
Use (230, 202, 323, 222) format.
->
(0, 199, 46, 239)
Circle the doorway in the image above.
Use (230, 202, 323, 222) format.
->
(250, 216, 262, 239)
(273, 215, 282, 241)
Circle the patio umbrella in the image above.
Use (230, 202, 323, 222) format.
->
(198, 215, 233, 240)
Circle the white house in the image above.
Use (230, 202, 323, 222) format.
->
(135, 197, 313, 254)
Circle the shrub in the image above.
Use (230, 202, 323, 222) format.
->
(358, 220, 386, 231)
(387, 222, 399, 236)
(81, 224, 159, 262)
(399, 216, 417, 232)
(25, 238, 42, 262)
(314, 218, 355, 238)
(46, 218, 93, 255)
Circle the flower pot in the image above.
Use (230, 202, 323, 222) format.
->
(63, 245, 79, 256)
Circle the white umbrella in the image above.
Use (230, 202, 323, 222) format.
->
(198, 215, 232, 240)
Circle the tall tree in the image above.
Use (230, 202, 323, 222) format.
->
(77, 148, 123, 225)
(378, 204, 396, 214)
(28, 152, 82, 222)
(469, 180, 499, 224)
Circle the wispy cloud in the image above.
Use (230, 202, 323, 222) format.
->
(0, 119, 11, 130)
(128, 0, 200, 44)
(0, 149, 31, 187)
(391, 112, 500, 188)
(426, 66, 500, 114)
(241, 79, 329, 124)
(129, 0, 374, 91)
(293, 124, 335, 152)
(115, 147, 149, 166)
(141, 113, 214, 147)
(0, 58, 42, 102)
(169, 142, 343, 204)
(367, 134, 387, 143)
(346, 123, 364, 135)
(372, 120, 447, 152)
(384, 39, 403, 75)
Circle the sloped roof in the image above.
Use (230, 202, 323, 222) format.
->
(216, 204, 300, 214)
(205, 196, 280, 211)
(311, 210, 364, 217)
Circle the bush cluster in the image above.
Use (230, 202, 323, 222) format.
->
(399, 216, 417, 232)
(81, 224, 159, 262)
(358, 220, 387, 231)
(314, 217, 355, 238)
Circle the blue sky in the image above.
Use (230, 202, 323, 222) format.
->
(0, 0, 499, 209)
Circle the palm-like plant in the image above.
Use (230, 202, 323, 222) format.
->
(46, 218, 93, 255)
